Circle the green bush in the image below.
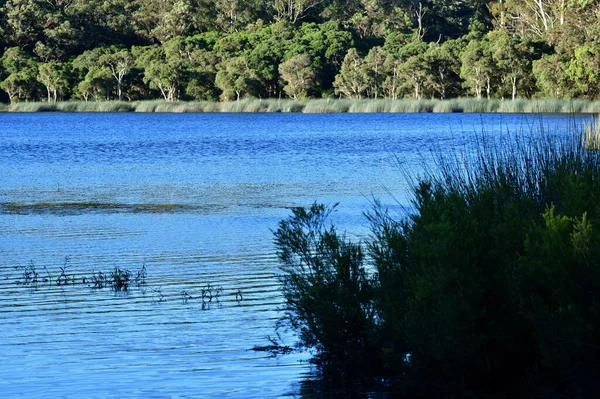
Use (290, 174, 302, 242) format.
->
(274, 204, 379, 372)
(275, 129, 600, 396)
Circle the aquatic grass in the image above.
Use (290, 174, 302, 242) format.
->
(302, 99, 351, 113)
(4, 98, 600, 114)
(8, 102, 57, 112)
(56, 256, 73, 285)
(433, 99, 464, 113)
(220, 99, 271, 112)
(584, 115, 600, 150)
(282, 101, 306, 113)
(134, 100, 163, 112)
(20, 261, 41, 287)
(110, 268, 131, 291)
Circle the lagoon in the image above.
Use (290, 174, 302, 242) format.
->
(0, 112, 590, 398)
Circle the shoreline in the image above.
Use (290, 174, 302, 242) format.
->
(2, 98, 600, 114)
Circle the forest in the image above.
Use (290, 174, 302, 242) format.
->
(0, 0, 599, 104)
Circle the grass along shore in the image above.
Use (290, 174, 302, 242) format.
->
(3, 98, 600, 114)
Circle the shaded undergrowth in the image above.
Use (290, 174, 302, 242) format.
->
(4, 98, 600, 114)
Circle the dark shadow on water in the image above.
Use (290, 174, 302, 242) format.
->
(295, 364, 393, 399)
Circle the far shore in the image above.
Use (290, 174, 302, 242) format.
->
(2, 98, 600, 114)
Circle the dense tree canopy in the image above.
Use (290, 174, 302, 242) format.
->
(1, 0, 599, 102)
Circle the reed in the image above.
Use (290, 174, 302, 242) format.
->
(3, 98, 600, 114)
(584, 115, 600, 150)
(302, 98, 351, 113)
(8, 102, 57, 112)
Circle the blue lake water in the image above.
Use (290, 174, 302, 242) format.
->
(0, 112, 590, 398)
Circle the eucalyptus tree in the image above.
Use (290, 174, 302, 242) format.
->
(460, 38, 493, 99)
(278, 54, 316, 98)
(132, 0, 204, 43)
(99, 47, 134, 101)
(397, 40, 428, 99)
(0, 47, 40, 102)
(333, 48, 369, 98)
(363, 46, 387, 99)
(423, 39, 462, 99)
(565, 45, 600, 99)
(73, 47, 112, 100)
(37, 62, 71, 103)
(1, 0, 44, 48)
(532, 53, 573, 98)
(133, 41, 189, 101)
(381, 53, 400, 99)
(215, 56, 260, 100)
(487, 30, 533, 100)
(271, 0, 326, 23)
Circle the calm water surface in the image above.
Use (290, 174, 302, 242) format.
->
(0, 112, 588, 398)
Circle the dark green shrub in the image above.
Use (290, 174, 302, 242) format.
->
(274, 204, 380, 373)
(276, 130, 600, 397)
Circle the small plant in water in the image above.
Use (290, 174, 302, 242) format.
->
(200, 283, 224, 309)
(181, 290, 193, 304)
(151, 286, 165, 303)
(91, 271, 107, 288)
(134, 263, 147, 286)
(110, 268, 131, 291)
(21, 260, 40, 287)
(56, 256, 72, 285)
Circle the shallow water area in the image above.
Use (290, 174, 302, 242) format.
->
(0, 112, 590, 398)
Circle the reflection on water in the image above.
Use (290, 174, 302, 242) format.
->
(0, 112, 588, 398)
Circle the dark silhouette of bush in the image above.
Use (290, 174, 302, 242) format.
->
(275, 131, 600, 397)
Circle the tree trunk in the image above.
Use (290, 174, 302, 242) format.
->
(512, 77, 517, 100)
(158, 83, 168, 101)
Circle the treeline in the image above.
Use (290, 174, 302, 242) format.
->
(0, 0, 599, 103)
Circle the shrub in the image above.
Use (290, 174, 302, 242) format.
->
(274, 204, 380, 373)
(275, 128, 600, 396)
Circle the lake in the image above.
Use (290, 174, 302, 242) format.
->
(0, 112, 590, 398)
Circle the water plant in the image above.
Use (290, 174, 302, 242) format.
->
(584, 116, 600, 150)
(151, 286, 165, 303)
(110, 268, 131, 291)
(4, 98, 600, 114)
(134, 263, 147, 286)
(21, 260, 40, 287)
(56, 256, 72, 285)
(91, 271, 107, 289)
(181, 290, 193, 304)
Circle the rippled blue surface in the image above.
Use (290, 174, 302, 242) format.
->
(0, 112, 590, 398)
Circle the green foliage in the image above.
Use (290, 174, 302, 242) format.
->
(275, 129, 600, 396)
(278, 54, 316, 99)
(274, 204, 379, 370)
(1, 1, 600, 104)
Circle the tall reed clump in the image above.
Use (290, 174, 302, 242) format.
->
(584, 115, 600, 150)
(8, 102, 57, 112)
(275, 126, 600, 397)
